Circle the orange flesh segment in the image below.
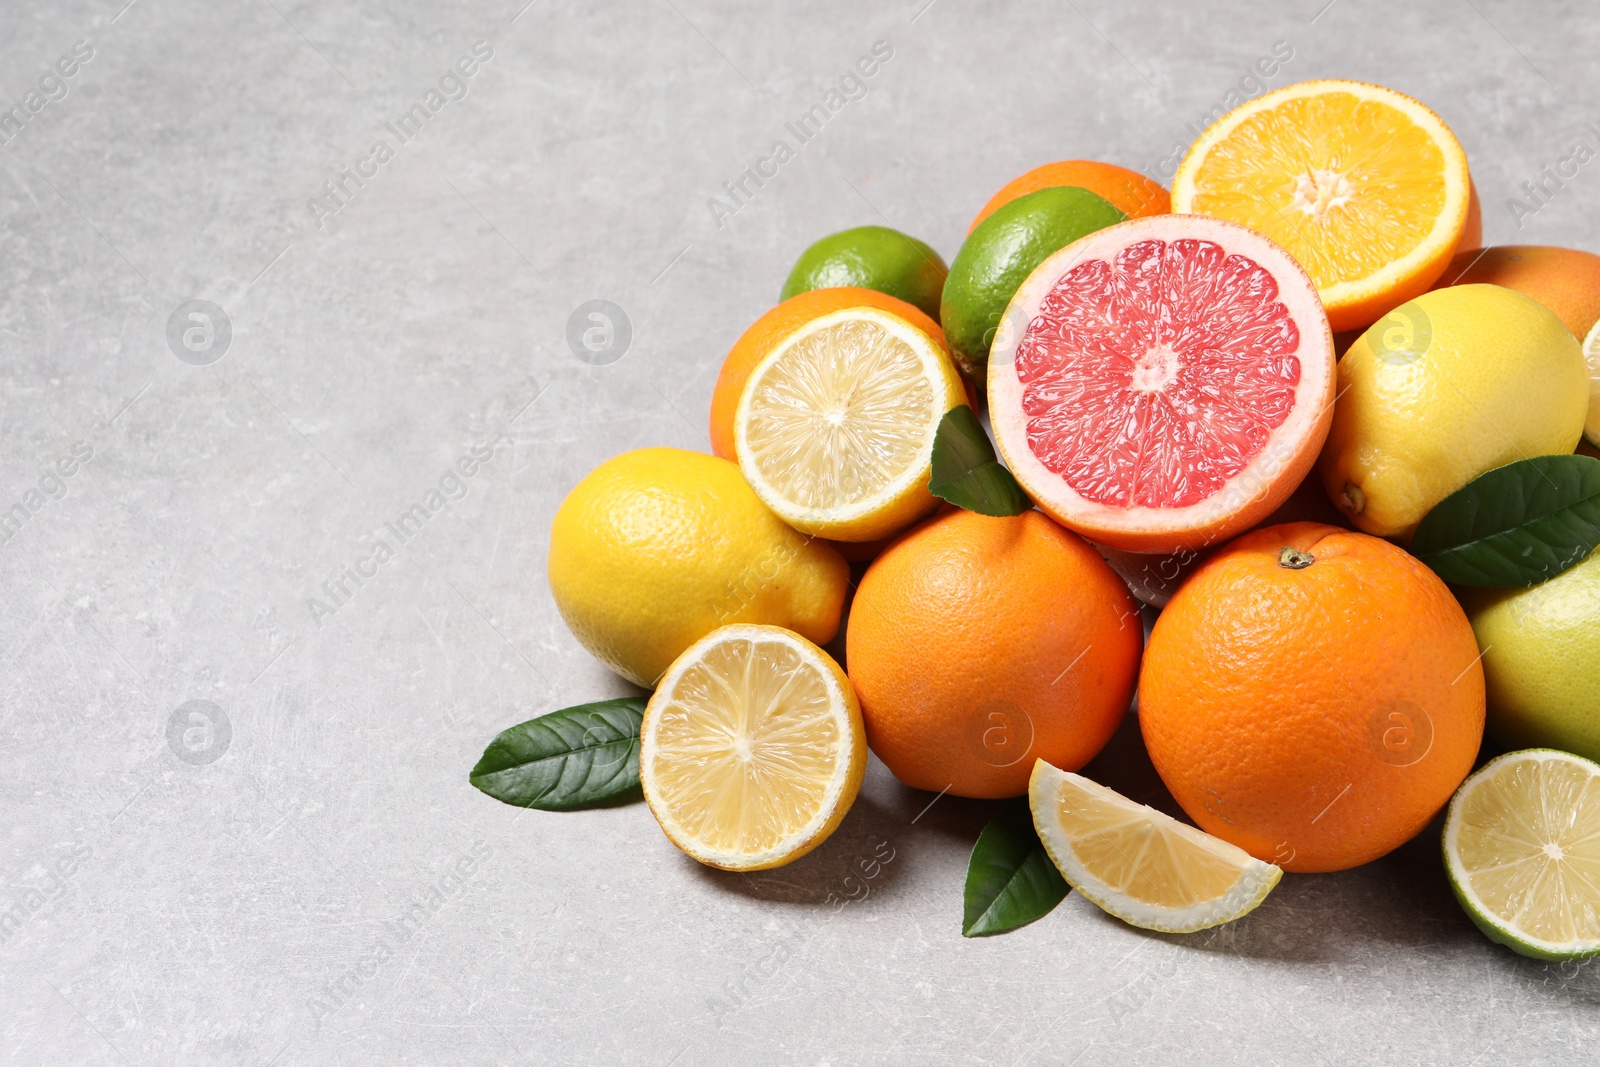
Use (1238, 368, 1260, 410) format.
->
(1185, 91, 1448, 290)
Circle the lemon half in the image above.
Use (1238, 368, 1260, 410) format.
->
(1029, 760, 1282, 933)
(734, 306, 964, 541)
(640, 624, 866, 871)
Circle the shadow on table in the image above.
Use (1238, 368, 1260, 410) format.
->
(688, 703, 1600, 1002)
(686, 781, 925, 906)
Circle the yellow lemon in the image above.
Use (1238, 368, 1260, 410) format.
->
(1467, 547, 1600, 762)
(1320, 284, 1588, 539)
(547, 448, 848, 687)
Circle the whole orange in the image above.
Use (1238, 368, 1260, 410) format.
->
(846, 509, 1143, 799)
(967, 160, 1169, 233)
(1434, 245, 1600, 338)
(1139, 522, 1485, 873)
(708, 287, 949, 460)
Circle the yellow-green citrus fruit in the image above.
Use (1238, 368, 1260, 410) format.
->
(1583, 318, 1600, 448)
(1467, 546, 1600, 762)
(1320, 284, 1589, 539)
(547, 448, 849, 687)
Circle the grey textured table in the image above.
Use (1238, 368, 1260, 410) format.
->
(3, 1, 1598, 1063)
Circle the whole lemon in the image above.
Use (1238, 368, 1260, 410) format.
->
(1468, 547, 1600, 762)
(548, 448, 848, 687)
(1320, 284, 1589, 538)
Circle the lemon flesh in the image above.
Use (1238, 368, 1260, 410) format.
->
(1028, 760, 1281, 933)
(735, 307, 963, 541)
(1583, 318, 1600, 447)
(1444, 749, 1600, 960)
(640, 625, 866, 871)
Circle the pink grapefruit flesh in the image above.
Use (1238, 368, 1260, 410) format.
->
(988, 215, 1335, 553)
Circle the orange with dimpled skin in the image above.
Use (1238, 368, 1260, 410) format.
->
(1138, 522, 1485, 873)
(846, 508, 1143, 799)
(1433, 244, 1600, 339)
(968, 160, 1169, 232)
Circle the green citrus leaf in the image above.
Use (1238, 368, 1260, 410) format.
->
(469, 697, 645, 810)
(929, 406, 1030, 517)
(1412, 455, 1600, 588)
(962, 799, 1068, 936)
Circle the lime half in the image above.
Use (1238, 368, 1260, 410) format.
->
(1443, 748, 1600, 961)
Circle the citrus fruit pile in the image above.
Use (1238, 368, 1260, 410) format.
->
(477, 79, 1600, 956)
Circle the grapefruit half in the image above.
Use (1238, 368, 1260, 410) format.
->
(988, 215, 1336, 553)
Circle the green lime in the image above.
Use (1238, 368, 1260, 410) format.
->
(780, 226, 947, 321)
(1443, 748, 1600, 960)
(941, 186, 1126, 377)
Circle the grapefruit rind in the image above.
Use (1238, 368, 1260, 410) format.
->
(1028, 760, 1282, 934)
(988, 214, 1335, 554)
(1442, 748, 1600, 961)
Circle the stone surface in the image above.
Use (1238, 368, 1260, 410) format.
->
(3, 0, 1599, 1063)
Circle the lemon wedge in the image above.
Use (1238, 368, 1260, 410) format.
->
(1029, 760, 1281, 933)
(640, 624, 866, 871)
(734, 306, 964, 541)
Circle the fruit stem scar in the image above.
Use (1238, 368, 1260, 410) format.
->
(1339, 483, 1365, 515)
(1278, 547, 1316, 570)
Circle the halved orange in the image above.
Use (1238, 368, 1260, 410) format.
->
(1171, 79, 1470, 333)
